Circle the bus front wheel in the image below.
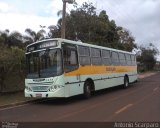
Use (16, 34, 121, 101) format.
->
(83, 81, 91, 99)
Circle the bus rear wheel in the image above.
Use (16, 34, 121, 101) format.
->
(83, 81, 92, 99)
(123, 76, 129, 89)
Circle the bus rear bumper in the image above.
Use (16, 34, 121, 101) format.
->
(24, 89, 65, 98)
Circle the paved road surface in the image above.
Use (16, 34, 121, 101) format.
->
(0, 73, 160, 125)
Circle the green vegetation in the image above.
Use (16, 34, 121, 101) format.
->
(50, 2, 137, 52)
(0, 44, 25, 92)
(0, 2, 158, 93)
(137, 43, 159, 72)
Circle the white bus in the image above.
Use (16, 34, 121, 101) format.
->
(25, 38, 138, 98)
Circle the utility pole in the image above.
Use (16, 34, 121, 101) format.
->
(61, 0, 75, 39)
(61, 1, 66, 39)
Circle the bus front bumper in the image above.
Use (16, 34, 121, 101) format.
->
(24, 89, 65, 98)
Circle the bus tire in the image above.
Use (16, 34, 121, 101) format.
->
(83, 81, 92, 99)
(123, 76, 129, 89)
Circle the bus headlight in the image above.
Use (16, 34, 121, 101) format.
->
(25, 86, 32, 92)
(48, 85, 64, 92)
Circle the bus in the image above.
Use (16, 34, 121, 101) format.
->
(25, 38, 138, 98)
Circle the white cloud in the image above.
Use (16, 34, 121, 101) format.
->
(0, 2, 9, 12)
(48, 0, 89, 16)
(0, 13, 58, 33)
(47, 0, 63, 17)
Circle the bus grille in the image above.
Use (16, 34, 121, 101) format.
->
(31, 86, 49, 92)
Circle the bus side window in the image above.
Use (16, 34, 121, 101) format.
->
(91, 48, 102, 65)
(102, 50, 111, 65)
(111, 52, 120, 65)
(78, 46, 91, 66)
(131, 55, 136, 65)
(119, 53, 126, 65)
(62, 44, 78, 73)
(125, 54, 132, 66)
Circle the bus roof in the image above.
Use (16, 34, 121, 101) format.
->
(27, 38, 135, 55)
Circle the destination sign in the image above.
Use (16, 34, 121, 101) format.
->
(27, 40, 58, 52)
(38, 41, 58, 49)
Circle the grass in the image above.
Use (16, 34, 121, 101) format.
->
(0, 91, 34, 107)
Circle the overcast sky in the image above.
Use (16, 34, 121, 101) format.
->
(0, 0, 160, 55)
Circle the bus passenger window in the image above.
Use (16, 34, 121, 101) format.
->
(125, 54, 132, 66)
(119, 53, 126, 65)
(63, 46, 78, 73)
(102, 50, 111, 65)
(111, 52, 120, 65)
(78, 46, 90, 65)
(91, 48, 102, 65)
(131, 55, 136, 65)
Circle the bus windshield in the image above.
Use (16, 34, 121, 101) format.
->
(26, 49, 62, 79)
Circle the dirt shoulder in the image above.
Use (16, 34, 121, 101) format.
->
(138, 71, 157, 79)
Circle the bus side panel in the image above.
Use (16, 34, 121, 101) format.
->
(129, 72, 138, 83)
(93, 73, 123, 91)
(64, 76, 84, 97)
(64, 65, 138, 97)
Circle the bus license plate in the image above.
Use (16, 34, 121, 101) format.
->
(36, 93, 42, 97)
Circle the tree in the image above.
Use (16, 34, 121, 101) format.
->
(0, 29, 9, 46)
(24, 28, 46, 45)
(0, 45, 25, 92)
(8, 31, 24, 48)
(65, 2, 97, 42)
(0, 30, 25, 92)
(0, 30, 24, 48)
(137, 44, 159, 71)
(116, 27, 137, 52)
(54, 2, 136, 52)
(48, 25, 60, 38)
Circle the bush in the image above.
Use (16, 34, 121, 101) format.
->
(0, 45, 25, 93)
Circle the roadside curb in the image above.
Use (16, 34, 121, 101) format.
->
(0, 99, 42, 109)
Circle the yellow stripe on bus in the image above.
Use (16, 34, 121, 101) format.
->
(64, 65, 137, 76)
